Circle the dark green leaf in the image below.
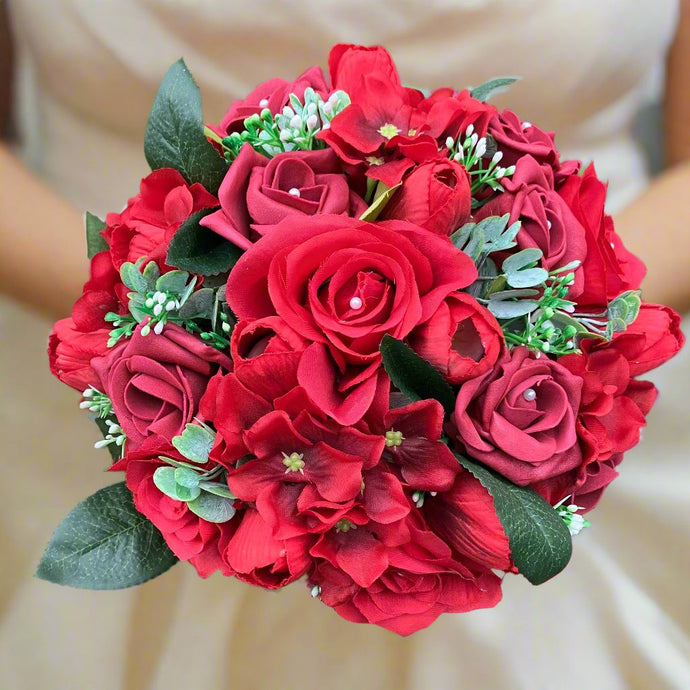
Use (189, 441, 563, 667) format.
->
(36, 482, 178, 589)
(177, 288, 215, 320)
(85, 212, 108, 259)
(144, 59, 228, 193)
(379, 335, 455, 415)
(456, 455, 572, 585)
(166, 209, 243, 276)
(470, 77, 520, 102)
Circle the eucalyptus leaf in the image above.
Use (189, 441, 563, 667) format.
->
(85, 212, 108, 259)
(156, 270, 191, 296)
(379, 335, 455, 415)
(470, 77, 520, 102)
(488, 299, 540, 319)
(502, 248, 543, 274)
(36, 482, 178, 589)
(456, 455, 572, 585)
(359, 181, 402, 222)
(172, 423, 216, 463)
(186, 491, 236, 523)
(478, 215, 509, 243)
(166, 209, 243, 276)
(120, 262, 150, 295)
(153, 466, 200, 501)
(198, 481, 236, 499)
(144, 59, 228, 193)
(450, 222, 475, 249)
(142, 260, 161, 286)
(506, 267, 549, 288)
(174, 467, 201, 489)
(177, 288, 215, 320)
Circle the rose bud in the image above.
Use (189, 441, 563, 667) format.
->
(381, 158, 472, 236)
(408, 292, 504, 384)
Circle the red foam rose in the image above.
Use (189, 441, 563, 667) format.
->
(92, 323, 231, 450)
(453, 346, 583, 485)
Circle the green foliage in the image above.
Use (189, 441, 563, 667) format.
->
(166, 209, 243, 276)
(36, 482, 178, 589)
(456, 455, 572, 585)
(379, 335, 455, 415)
(172, 423, 215, 463)
(359, 181, 402, 221)
(85, 212, 108, 259)
(144, 59, 227, 194)
(470, 77, 520, 102)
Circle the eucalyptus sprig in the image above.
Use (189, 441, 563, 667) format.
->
(154, 423, 237, 523)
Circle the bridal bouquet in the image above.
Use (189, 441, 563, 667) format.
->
(40, 44, 684, 635)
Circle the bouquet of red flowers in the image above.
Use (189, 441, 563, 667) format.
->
(40, 44, 684, 635)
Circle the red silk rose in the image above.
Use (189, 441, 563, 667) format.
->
(111, 446, 233, 578)
(488, 110, 559, 171)
(408, 292, 504, 384)
(225, 215, 476, 424)
(453, 346, 583, 485)
(92, 324, 231, 449)
(380, 158, 472, 236)
(558, 164, 645, 309)
(103, 168, 217, 270)
(200, 146, 366, 250)
(476, 156, 587, 295)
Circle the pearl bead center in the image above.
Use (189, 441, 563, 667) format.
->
(288, 187, 301, 197)
(523, 388, 537, 402)
(349, 296, 363, 310)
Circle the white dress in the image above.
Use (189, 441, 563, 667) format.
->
(1, 1, 688, 688)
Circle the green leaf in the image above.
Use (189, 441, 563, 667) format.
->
(502, 248, 543, 274)
(152, 466, 200, 501)
(198, 480, 236, 499)
(36, 482, 178, 589)
(155, 270, 191, 296)
(144, 59, 228, 194)
(379, 334, 455, 415)
(488, 298, 540, 319)
(166, 209, 243, 276)
(174, 467, 201, 489)
(85, 212, 108, 259)
(505, 267, 549, 289)
(171, 423, 216, 463)
(359, 181, 402, 222)
(120, 262, 150, 295)
(470, 76, 520, 102)
(177, 287, 215, 320)
(456, 455, 572, 585)
(186, 491, 236, 523)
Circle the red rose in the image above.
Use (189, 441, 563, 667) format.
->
(231, 316, 308, 364)
(476, 156, 587, 295)
(418, 88, 497, 141)
(408, 292, 504, 384)
(92, 323, 231, 449)
(225, 215, 477, 424)
(453, 347, 583, 485)
(605, 303, 685, 376)
(380, 158, 472, 236)
(200, 146, 366, 250)
(103, 168, 217, 270)
(310, 512, 502, 635)
(423, 469, 512, 571)
(216, 65, 329, 135)
(48, 250, 122, 391)
(558, 164, 645, 309)
(111, 446, 233, 577)
(328, 44, 401, 94)
(488, 110, 559, 171)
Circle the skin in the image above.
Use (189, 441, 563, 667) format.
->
(0, 3, 689, 318)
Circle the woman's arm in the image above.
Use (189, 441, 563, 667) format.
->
(0, 2, 85, 318)
(613, 0, 690, 314)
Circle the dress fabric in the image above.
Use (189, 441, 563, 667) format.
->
(1, 1, 688, 688)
